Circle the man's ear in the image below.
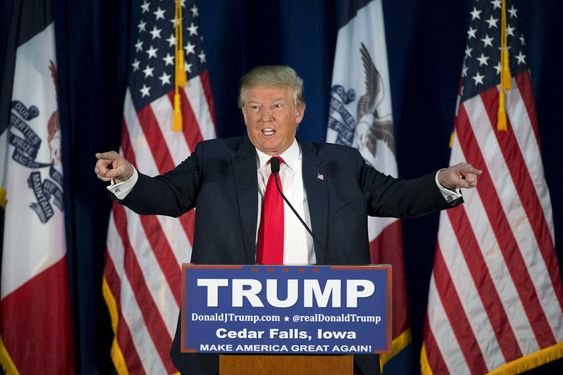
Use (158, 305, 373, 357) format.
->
(241, 108, 248, 125)
(296, 104, 305, 123)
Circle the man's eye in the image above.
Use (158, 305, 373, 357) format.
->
(273, 103, 284, 109)
(249, 104, 261, 112)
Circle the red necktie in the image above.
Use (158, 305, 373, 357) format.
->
(256, 156, 284, 265)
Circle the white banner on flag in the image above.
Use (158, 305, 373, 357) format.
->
(1, 23, 65, 297)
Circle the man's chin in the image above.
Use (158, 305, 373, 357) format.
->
(253, 140, 279, 154)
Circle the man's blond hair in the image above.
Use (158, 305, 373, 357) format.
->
(238, 65, 305, 109)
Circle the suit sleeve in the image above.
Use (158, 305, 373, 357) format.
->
(358, 154, 463, 218)
(119, 145, 203, 217)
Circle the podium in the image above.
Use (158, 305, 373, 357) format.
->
(219, 354, 353, 375)
(182, 264, 391, 375)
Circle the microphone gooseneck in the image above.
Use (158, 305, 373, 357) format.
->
(270, 156, 280, 175)
(270, 159, 333, 264)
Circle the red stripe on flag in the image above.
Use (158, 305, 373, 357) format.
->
(433, 245, 488, 374)
(456, 103, 556, 347)
(138, 216, 182, 304)
(482, 85, 563, 311)
(369, 221, 408, 338)
(116, 309, 148, 375)
(423, 317, 450, 374)
(104, 253, 122, 305)
(120, 117, 133, 161)
(515, 72, 541, 147)
(180, 88, 204, 150)
(104, 256, 146, 375)
(121, 120, 183, 303)
(446, 206, 523, 361)
(112, 204, 176, 373)
(136, 105, 176, 172)
(166, 90, 204, 152)
(179, 209, 196, 248)
(132, 99, 198, 250)
(1, 258, 75, 375)
(200, 70, 217, 130)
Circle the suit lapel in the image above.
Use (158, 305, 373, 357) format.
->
(301, 142, 329, 263)
(232, 137, 259, 263)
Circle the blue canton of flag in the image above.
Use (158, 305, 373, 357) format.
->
(460, 0, 527, 100)
(130, 0, 207, 111)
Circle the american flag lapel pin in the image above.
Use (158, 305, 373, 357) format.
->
(317, 172, 324, 181)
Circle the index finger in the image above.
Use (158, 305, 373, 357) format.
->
(95, 151, 120, 161)
(460, 163, 482, 175)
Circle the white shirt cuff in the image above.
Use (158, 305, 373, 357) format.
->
(435, 170, 462, 203)
(107, 168, 138, 200)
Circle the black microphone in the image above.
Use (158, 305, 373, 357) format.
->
(270, 156, 281, 175)
(270, 158, 333, 264)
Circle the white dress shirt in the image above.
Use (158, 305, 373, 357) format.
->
(255, 139, 315, 265)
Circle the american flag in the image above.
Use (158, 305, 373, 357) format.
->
(102, 0, 215, 373)
(422, 1, 563, 373)
(327, 0, 410, 370)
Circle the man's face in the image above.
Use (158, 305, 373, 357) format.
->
(242, 85, 304, 156)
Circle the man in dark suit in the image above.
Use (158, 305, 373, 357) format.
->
(95, 65, 481, 375)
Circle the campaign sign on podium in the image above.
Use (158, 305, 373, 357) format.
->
(181, 265, 391, 355)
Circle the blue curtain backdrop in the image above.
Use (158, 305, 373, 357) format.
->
(0, 0, 561, 374)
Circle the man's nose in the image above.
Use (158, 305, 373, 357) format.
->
(260, 106, 273, 121)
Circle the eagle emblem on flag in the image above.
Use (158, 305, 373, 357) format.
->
(328, 42, 395, 162)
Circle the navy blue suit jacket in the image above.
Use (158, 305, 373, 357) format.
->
(121, 136, 462, 375)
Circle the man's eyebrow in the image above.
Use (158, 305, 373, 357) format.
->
(247, 97, 286, 104)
